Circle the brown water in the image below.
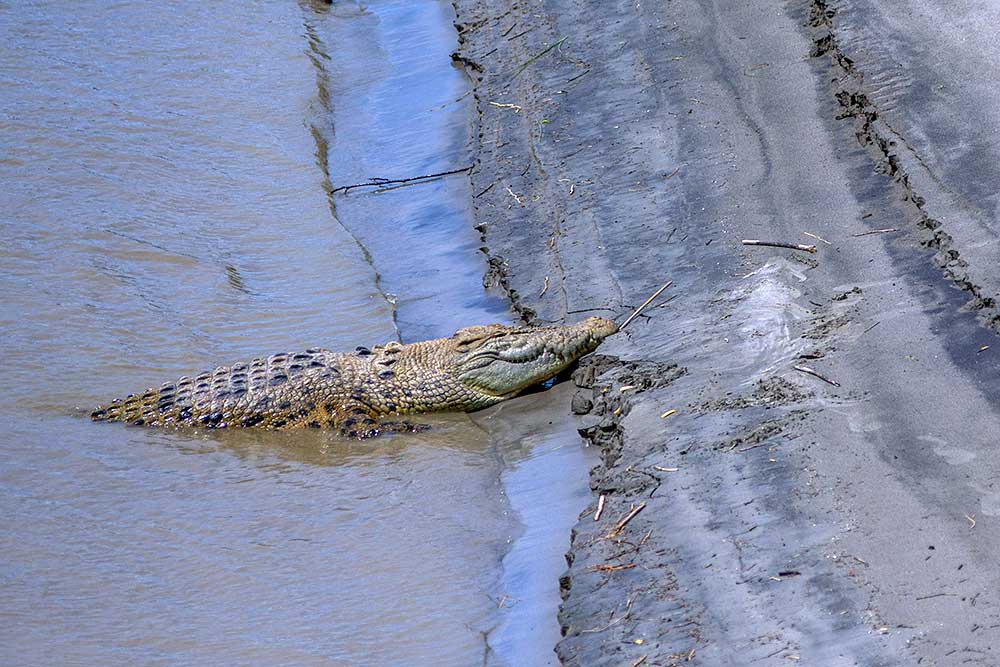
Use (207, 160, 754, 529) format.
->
(0, 1, 592, 665)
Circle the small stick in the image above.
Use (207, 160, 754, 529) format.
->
(862, 321, 881, 334)
(631, 655, 648, 667)
(619, 281, 672, 330)
(742, 239, 817, 254)
(539, 275, 549, 297)
(652, 466, 678, 472)
(852, 228, 898, 237)
(474, 181, 496, 198)
(607, 502, 646, 537)
(332, 166, 471, 194)
(594, 494, 606, 521)
(794, 365, 841, 387)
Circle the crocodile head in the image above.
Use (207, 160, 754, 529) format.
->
(449, 316, 618, 398)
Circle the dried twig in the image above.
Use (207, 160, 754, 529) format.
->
(594, 494, 606, 521)
(619, 281, 672, 330)
(607, 502, 646, 538)
(539, 275, 549, 297)
(742, 239, 817, 253)
(852, 228, 898, 237)
(794, 365, 841, 387)
(332, 166, 471, 194)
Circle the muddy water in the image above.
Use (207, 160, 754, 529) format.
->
(0, 2, 590, 665)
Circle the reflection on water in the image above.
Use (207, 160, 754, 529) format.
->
(476, 383, 599, 667)
(0, 1, 590, 665)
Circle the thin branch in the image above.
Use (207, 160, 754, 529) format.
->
(332, 166, 472, 194)
(742, 239, 817, 254)
(619, 281, 672, 331)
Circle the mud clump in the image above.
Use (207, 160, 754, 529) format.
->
(696, 376, 813, 412)
(571, 355, 686, 472)
(832, 286, 863, 301)
(803, 312, 851, 339)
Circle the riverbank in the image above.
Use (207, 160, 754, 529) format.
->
(453, 0, 1000, 664)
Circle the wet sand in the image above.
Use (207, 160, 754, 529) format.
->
(453, 0, 1000, 663)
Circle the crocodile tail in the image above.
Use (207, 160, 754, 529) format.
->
(90, 373, 209, 427)
(91, 359, 270, 427)
(90, 348, 338, 428)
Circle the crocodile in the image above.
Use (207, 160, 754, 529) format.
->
(91, 316, 618, 437)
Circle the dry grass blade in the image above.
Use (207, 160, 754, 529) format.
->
(511, 36, 567, 78)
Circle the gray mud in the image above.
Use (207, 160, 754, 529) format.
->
(453, 0, 1000, 664)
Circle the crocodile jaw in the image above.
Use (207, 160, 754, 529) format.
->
(455, 316, 617, 397)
